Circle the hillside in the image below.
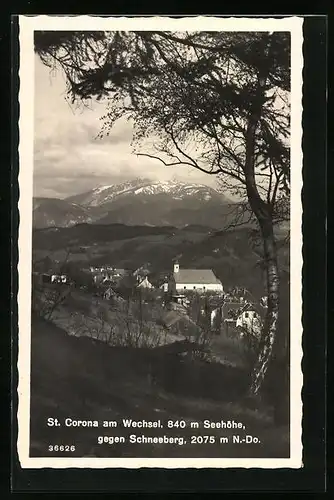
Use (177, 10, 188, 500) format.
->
(32, 222, 289, 298)
(33, 198, 101, 229)
(30, 314, 289, 458)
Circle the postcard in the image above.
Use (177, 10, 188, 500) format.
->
(17, 15, 303, 469)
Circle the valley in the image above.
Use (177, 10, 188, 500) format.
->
(31, 178, 290, 460)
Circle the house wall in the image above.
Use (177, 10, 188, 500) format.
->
(237, 310, 257, 323)
(175, 282, 223, 292)
(51, 274, 67, 284)
(236, 311, 262, 337)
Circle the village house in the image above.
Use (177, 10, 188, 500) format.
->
(222, 301, 243, 320)
(147, 271, 170, 289)
(51, 274, 68, 284)
(160, 308, 201, 338)
(169, 261, 224, 294)
(91, 267, 128, 286)
(171, 294, 189, 307)
(89, 266, 128, 276)
(136, 276, 154, 289)
(103, 286, 116, 300)
(103, 286, 126, 303)
(236, 303, 263, 339)
(93, 274, 111, 286)
(220, 301, 243, 335)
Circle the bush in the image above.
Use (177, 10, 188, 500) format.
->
(32, 281, 71, 320)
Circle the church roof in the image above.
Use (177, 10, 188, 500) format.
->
(174, 269, 222, 285)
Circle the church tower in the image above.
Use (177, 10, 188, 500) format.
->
(173, 261, 180, 273)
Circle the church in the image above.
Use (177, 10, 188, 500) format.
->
(169, 261, 224, 294)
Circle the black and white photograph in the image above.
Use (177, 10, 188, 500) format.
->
(18, 16, 303, 468)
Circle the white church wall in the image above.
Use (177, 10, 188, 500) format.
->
(175, 283, 223, 292)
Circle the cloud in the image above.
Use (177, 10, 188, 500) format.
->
(34, 56, 218, 198)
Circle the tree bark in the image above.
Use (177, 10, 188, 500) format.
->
(245, 170, 280, 396)
(249, 216, 280, 396)
(242, 59, 280, 396)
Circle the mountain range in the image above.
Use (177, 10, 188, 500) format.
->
(33, 179, 244, 230)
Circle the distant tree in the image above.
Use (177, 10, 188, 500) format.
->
(189, 293, 202, 323)
(35, 30, 291, 396)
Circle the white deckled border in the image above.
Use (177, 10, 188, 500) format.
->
(17, 15, 304, 470)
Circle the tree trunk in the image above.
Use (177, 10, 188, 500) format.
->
(243, 63, 280, 396)
(249, 216, 280, 396)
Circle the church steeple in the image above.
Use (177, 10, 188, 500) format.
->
(174, 260, 180, 273)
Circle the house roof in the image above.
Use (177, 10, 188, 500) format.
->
(224, 301, 243, 308)
(222, 302, 243, 314)
(137, 276, 154, 288)
(161, 310, 199, 330)
(239, 302, 262, 316)
(174, 269, 222, 285)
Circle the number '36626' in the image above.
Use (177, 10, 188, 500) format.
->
(48, 444, 76, 452)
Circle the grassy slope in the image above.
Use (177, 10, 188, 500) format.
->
(30, 314, 289, 459)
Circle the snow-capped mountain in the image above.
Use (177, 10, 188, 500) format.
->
(66, 178, 227, 207)
(32, 179, 237, 229)
(66, 178, 151, 207)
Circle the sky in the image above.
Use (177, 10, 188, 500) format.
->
(33, 55, 218, 199)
